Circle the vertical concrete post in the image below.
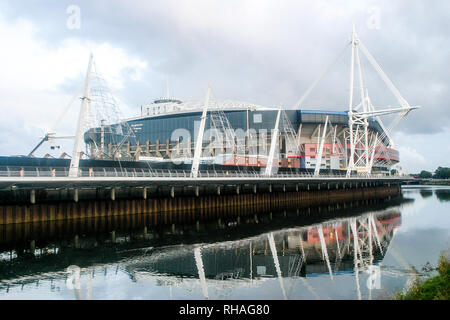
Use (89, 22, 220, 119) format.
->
(74, 235, 79, 249)
(74, 188, 79, 203)
(217, 186, 221, 196)
(30, 240, 35, 254)
(111, 231, 116, 243)
(253, 185, 257, 194)
(143, 187, 147, 200)
(111, 188, 116, 201)
(236, 186, 240, 195)
(170, 186, 175, 199)
(195, 186, 200, 197)
(30, 189, 36, 204)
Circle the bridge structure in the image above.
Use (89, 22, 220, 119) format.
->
(0, 166, 408, 199)
(0, 166, 405, 226)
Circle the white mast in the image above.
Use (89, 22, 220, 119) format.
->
(355, 44, 370, 173)
(264, 108, 281, 176)
(191, 86, 211, 178)
(268, 233, 288, 300)
(346, 27, 419, 176)
(314, 116, 329, 176)
(69, 53, 94, 177)
(293, 26, 418, 177)
(346, 26, 357, 177)
(194, 246, 209, 299)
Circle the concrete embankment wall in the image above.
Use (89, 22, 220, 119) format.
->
(0, 184, 400, 225)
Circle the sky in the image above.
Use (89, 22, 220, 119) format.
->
(0, 0, 448, 173)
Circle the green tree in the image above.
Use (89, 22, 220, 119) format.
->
(419, 170, 433, 178)
(434, 167, 450, 179)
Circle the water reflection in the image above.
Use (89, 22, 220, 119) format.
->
(419, 189, 433, 199)
(127, 209, 401, 300)
(0, 195, 409, 300)
(435, 189, 450, 202)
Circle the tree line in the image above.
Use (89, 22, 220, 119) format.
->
(415, 167, 450, 179)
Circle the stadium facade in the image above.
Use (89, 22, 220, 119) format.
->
(83, 97, 399, 173)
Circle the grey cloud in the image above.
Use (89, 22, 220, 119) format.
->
(1, 0, 449, 158)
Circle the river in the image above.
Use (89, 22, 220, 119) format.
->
(0, 185, 448, 300)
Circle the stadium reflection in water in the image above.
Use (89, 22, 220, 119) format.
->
(0, 193, 433, 300)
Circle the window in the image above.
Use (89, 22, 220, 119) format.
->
(253, 113, 262, 123)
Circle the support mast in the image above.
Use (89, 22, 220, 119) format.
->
(69, 54, 93, 177)
(314, 116, 329, 176)
(264, 108, 281, 176)
(347, 26, 357, 177)
(191, 86, 211, 178)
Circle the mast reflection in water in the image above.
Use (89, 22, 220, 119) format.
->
(0, 194, 429, 300)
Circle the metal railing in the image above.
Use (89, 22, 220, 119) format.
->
(0, 166, 407, 180)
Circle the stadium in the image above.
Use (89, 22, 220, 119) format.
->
(83, 95, 399, 174)
(7, 29, 414, 177)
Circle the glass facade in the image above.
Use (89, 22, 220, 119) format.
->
(84, 109, 389, 153)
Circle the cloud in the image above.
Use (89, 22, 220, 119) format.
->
(84, 0, 448, 134)
(0, 0, 448, 168)
(393, 128, 450, 173)
(0, 12, 148, 156)
(396, 146, 426, 170)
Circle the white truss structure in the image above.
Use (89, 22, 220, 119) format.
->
(295, 27, 419, 176)
(69, 54, 94, 177)
(281, 110, 302, 157)
(66, 54, 157, 178)
(346, 27, 419, 176)
(349, 213, 386, 299)
(87, 61, 138, 161)
(137, 98, 274, 120)
(208, 106, 245, 160)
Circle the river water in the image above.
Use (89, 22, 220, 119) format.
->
(0, 185, 448, 300)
